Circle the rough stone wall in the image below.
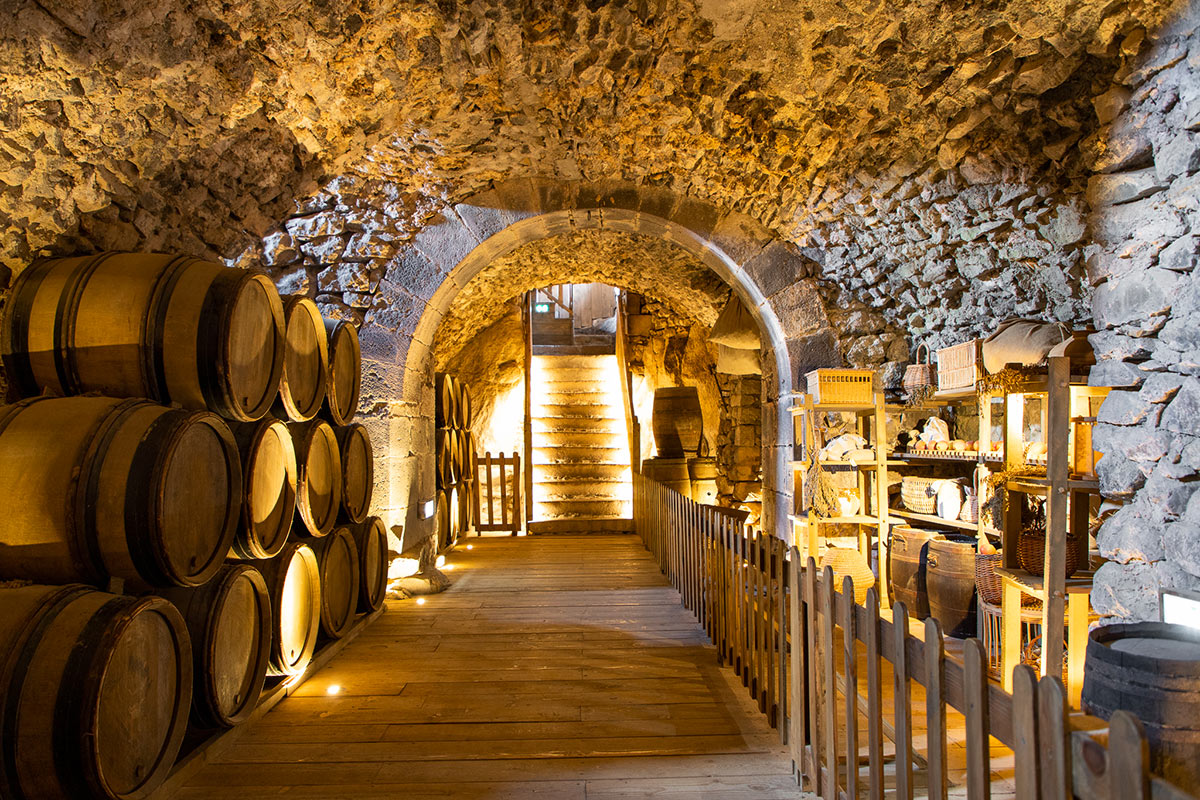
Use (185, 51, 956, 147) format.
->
(1086, 2, 1200, 623)
(716, 374, 764, 521)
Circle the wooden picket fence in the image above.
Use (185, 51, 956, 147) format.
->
(632, 473, 1198, 800)
(474, 452, 522, 534)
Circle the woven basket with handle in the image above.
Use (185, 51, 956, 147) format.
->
(901, 476, 938, 515)
(1017, 529, 1083, 578)
(903, 343, 937, 394)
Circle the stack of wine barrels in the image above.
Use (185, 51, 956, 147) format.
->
(0, 252, 385, 799)
(643, 386, 715, 506)
(435, 373, 476, 550)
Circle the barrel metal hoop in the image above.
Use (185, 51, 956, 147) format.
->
(53, 252, 119, 396)
(78, 399, 147, 585)
(144, 255, 196, 404)
(123, 409, 193, 586)
(52, 595, 137, 800)
(0, 586, 88, 800)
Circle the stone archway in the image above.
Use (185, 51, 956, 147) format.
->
(371, 179, 839, 552)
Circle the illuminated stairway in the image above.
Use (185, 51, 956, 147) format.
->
(530, 354, 632, 532)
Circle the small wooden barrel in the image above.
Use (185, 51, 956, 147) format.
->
(314, 528, 360, 639)
(275, 296, 328, 422)
(0, 584, 191, 800)
(253, 543, 320, 677)
(926, 534, 977, 638)
(336, 423, 374, 523)
(230, 418, 297, 559)
(157, 564, 271, 728)
(0, 396, 240, 587)
(888, 526, 938, 620)
(436, 428, 459, 485)
(460, 385, 473, 429)
(456, 429, 471, 482)
(464, 431, 478, 483)
(348, 516, 389, 613)
(323, 318, 361, 426)
(435, 373, 457, 428)
(290, 420, 342, 537)
(2, 252, 286, 422)
(1083, 622, 1200, 789)
(652, 387, 703, 457)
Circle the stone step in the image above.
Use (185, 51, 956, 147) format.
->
(534, 498, 631, 519)
(533, 343, 614, 356)
(539, 390, 611, 406)
(532, 416, 623, 434)
(540, 379, 612, 393)
(527, 518, 634, 534)
(533, 463, 629, 482)
(534, 403, 618, 419)
(533, 365, 614, 382)
(533, 430, 625, 449)
(532, 445, 627, 464)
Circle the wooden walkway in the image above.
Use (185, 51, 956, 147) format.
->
(172, 534, 805, 799)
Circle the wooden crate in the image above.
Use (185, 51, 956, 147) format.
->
(936, 339, 982, 392)
(805, 368, 873, 405)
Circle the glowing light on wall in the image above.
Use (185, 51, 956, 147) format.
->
(326, 684, 342, 695)
(388, 557, 420, 580)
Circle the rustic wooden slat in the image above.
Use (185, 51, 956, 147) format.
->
(1109, 711, 1150, 800)
(1012, 665, 1040, 800)
(841, 577, 859, 800)
(1038, 677, 1071, 800)
(805, 558, 821, 793)
(964, 638, 990, 800)
(1042, 356, 1069, 681)
(863, 588, 883, 800)
(777, 540, 789, 739)
(820, 566, 837, 800)
(893, 604, 913, 800)
(925, 616, 947, 800)
(789, 549, 805, 784)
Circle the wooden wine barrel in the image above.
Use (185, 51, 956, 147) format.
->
(436, 490, 451, 550)
(652, 387, 704, 457)
(348, 516, 389, 613)
(888, 526, 938, 620)
(230, 418, 296, 559)
(2, 252, 286, 422)
(436, 428, 458, 485)
(643, 457, 691, 497)
(275, 296, 328, 422)
(1083, 622, 1200, 789)
(435, 373, 458, 428)
(460, 384, 473, 429)
(323, 318, 361, 426)
(448, 486, 463, 547)
(0, 396, 240, 588)
(157, 564, 271, 728)
(290, 420, 342, 537)
(314, 527, 360, 639)
(253, 542, 320, 677)
(926, 534, 977, 638)
(456, 429, 471, 482)
(0, 584, 191, 800)
(335, 423, 374, 524)
(464, 431, 478, 483)
(457, 483, 472, 537)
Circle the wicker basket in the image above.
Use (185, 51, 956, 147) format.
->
(806, 369, 874, 405)
(936, 339, 982, 392)
(1017, 530, 1084, 578)
(959, 493, 979, 523)
(819, 546, 875, 605)
(975, 551, 1004, 605)
(901, 476, 938, 514)
(903, 344, 937, 394)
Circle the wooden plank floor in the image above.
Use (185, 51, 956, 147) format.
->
(172, 534, 807, 799)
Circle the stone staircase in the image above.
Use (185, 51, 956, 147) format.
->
(529, 354, 632, 532)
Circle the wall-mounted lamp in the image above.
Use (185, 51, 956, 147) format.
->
(1161, 588, 1200, 630)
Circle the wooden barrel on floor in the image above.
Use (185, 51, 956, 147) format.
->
(435, 374, 457, 429)
(2, 252, 286, 422)
(1083, 622, 1200, 788)
(230, 418, 296, 559)
(926, 534, 977, 638)
(436, 490, 451, 550)
(335, 423, 374, 524)
(254, 542, 320, 677)
(652, 387, 703, 457)
(643, 457, 691, 497)
(157, 564, 271, 729)
(888, 526, 938, 620)
(290, 420, 342, 537)
(348, 516, 389, 613)
(436, 428, 459, 485)
(0, 396, 240, 588)
(688, 456, 718, 504)
(463, 431, 478, 484)
(314, 527, 360, 639)
(323, 318, 361, 426)
(0, 584, 191, 800)
(275, 296, 328, 422)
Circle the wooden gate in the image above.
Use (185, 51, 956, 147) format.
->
(474, 452, 522, 534)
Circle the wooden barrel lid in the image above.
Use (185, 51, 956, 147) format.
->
(221, 273, 286, 422)
(336, 423, 373, 524)
(153, 411, 241, 586)
(264, 543, 320, 676)
(233, 419, 297, 559)
(277, 297, 329, 422)
(324, 319, 361, 426)
(318, 528, 360, 639)
(291, 421, 342, 537)
(350, 517, 388, 613)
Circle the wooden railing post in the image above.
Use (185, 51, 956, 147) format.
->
(864, 588, 884, 800)
(842, 576, 859, 800)
(925, 616, 948, 800)
(893, 603, 914, 800)
(964, 638, 991, 800)
(789, 547, 806, 785)
(820, 565, 837, 800)
(1038, 677, 1071, 800)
